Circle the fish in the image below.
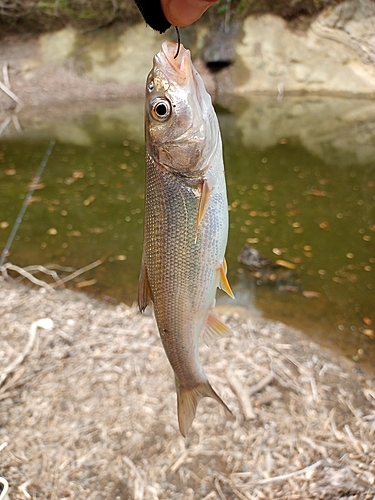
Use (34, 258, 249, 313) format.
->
(138, 40, 234, 437)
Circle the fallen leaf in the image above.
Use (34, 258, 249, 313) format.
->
(83, 195, 95, 206)
(275, 259, 296, 270)
(76, 279, 97, 288)
(363, 329, 374, 339)
(73, 170, 84, 179)
(302, 290, 321, 298)
(115, 255, 127, 261)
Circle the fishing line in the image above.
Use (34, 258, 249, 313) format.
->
(0, 139, 56, 267)
(174, 26, 181, 59)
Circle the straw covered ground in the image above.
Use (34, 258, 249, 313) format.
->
(1, 277, 375, 500)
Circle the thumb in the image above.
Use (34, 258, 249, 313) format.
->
(161, 0, 217, 27)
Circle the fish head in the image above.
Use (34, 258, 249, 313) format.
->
(146, 40, 219, 178)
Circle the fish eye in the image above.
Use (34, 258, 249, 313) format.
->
(150, 98, 172, 122)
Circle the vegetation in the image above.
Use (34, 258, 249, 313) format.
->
(0, 0, 141, 33)
(215, 0, 345, 19)
(0, 0, 346, 34)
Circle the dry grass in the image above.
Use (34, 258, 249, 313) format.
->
(0, 278, 374, 499)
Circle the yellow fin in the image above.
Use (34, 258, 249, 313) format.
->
(203, 311, 233, 345)
(138, 260, 152, 312)
(176, 379, 232, 437)
(195, 179, 210, 243)
(218, 258, 235, 299)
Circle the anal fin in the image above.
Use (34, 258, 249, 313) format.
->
(203, 311, 233, 345)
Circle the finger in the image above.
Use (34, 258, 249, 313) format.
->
(161, 0, 217, 27)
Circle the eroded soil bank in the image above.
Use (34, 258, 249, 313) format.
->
(1, 0, 375, 118)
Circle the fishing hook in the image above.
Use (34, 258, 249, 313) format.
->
(174, 26, 181, 59)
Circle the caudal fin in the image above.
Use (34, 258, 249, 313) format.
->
(176, 380, 231, 437)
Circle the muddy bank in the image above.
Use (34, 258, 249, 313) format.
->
(1, 279, 374, 499)
(1, 0, 375, 119)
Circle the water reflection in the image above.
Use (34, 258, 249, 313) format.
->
(0, 96, 374, 370)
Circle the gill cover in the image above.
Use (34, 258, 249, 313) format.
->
(145, 41, 219, 178)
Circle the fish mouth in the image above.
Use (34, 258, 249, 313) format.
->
(156, 40, 193, 85)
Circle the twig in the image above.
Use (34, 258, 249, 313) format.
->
(3, 63, 10, 88)
(0, 442, 8, 452)
(0, 79, 21, 105)
(0, 139, 55, 266)
(122, 456, 145, 500)
(233, 460, 322, 485)
(1, 254, 108, 291)
(213, 474, 250, 500)
(20, 264, 63, 284)
(229, 373, 255, 420)
(50, 253, 110, 286)
(0, 116, 11, 136)
(1, 263, 56, 292)
(254, 392, 281, 407)
(0, 368, 26, 395)
(171, 451, 189, 473)
(214, 477, 228, 500)
(0, 318, 53, 387)
(12, 113, 22, 133)
(18, 480, 31, 499)
(248, 371, 274, 397)
(310, 376, 319, 402)
(344, 424, 367, 455)
(255, 460, 322, 484)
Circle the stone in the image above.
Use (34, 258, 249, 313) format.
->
(234, 0, 375, 96)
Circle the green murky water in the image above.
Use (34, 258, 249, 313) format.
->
(0, 96, 374, 371)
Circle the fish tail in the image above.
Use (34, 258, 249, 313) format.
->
(176, 379, 231, 437)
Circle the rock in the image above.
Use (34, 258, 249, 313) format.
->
(229, 95, 375, 166)
(238, 245, 272, 270)
(238, 244, 300, 291)
(234, 0, 375, 96)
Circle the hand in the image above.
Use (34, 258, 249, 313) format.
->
(161, 0, 218, 27)
(133, 0, 218, 33)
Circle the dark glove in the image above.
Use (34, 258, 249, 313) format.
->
(133, 0, 171, 33)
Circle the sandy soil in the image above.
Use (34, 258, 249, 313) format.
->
(0, 275, 374, 500)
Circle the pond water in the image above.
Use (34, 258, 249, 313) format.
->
(0, 96, 374, 371)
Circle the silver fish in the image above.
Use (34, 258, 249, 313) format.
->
(138, 41, 234, 436)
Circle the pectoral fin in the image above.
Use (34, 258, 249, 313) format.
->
(218, 258, 235, 299)
(138, 260, 152, 312)
(195, 179, 210, 242)
(203, 311, 233, 345)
